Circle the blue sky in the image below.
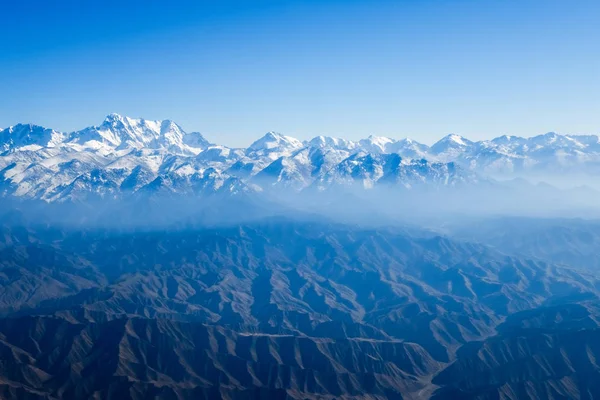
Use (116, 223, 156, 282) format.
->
(1, 0, 598, 146)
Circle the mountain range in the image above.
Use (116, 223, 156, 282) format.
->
(3, 115, 600, 399)
(1, 114, 599, 202)
(2, 215, 600, 399)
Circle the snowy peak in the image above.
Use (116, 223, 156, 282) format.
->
(387, 138, 430, 159)
(248, 132, 303, 151)
(356, 136, 430, 159)
(182, 131, 211, 149)
(103, 112, 123, 123)
(529, 132, 586, 149)
(308, 135, 357, 151)
(492, 134, 518, 143)
(433, 134, 473, 148)
(69, 114, 210, 155)
(430, 134, 474, 157)
(318, 151, 471, 190)
(246, 132, 303, 160)
(490, 135, 527, 147)
(0, 124, 66, 152)
(358, 135, 395, 153)
(2, 114, 600, 202)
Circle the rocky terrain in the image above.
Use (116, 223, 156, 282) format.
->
(1, 213, 600, 399)
(2, 115, 600, 399)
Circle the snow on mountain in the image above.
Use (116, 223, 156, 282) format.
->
(247, 131, 304, 159)
(252, 146, 350, 190)
(471, 133, 600, 174)
(2, 114, 600, 202)
(135, 168, 249, 199)
(306, 134, 432, 160)
(225, 160, 260, 180)
(49, 168, 124, 202)
(195, 146, 243, 165)
(320, 152, 384, 189)
(490, 135, 528, 148)
(0, 124, 66, 152)
(182, 131, 211, 149)
(317, 152, 474, 190)
(68, 114, 210, 155)
(120, 165, 156, 193)
(308, 136, 358, 151)
(430, 134, 474, 159)
(358, 135, 396, 154)
(387, 138, 430, 160)
(253, 156, 310, 190)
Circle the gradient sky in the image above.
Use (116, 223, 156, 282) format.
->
(1, 0, 599, 146)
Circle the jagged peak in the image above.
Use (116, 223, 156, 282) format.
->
(103, 112, 124, 122)
(264, 131, 284, 139)
(159, 119, 184, 134)
(395, 137, 428, 147)
(308, 135, 356, 150)
(0, 122, 66, 151)
(4, 123, 53, 133)
(493, 134, 515, 141)
(100, 114, 179, 132)
(530, 131, 572, 143)
(248, 131, 303, 151)
(490, 134, 527, 146)
(438, 133, 472, 145)
(362, 134, 394, 143)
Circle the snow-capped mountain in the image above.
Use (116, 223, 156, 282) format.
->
(358, 135, 396, 154)
(0, 124, 66, 152)
(447, 132, 600, 175)
(1, 114, 598, 202)
(246, 132, 303, 160)
(387, 138, 431, 160)
(68, 114, 210, 155)
(308, 135, 358, 151)
(316, 152, 475, 190)
(430, 134, 474, 159)
(1, 114, 211, 157)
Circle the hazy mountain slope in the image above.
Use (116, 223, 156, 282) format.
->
(1, 218, 599, 398)
(445, 217, 600, 272)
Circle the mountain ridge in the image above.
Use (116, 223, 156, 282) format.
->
(1, 217, 600, 399)
(3, 114, 599, 158)
(1, 114, 599, 203)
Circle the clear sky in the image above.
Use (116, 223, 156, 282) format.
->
(1, 0, 599, 146)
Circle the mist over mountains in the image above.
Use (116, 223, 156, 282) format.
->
(2, 115, 600, 399)
(2, 213, 600, 399)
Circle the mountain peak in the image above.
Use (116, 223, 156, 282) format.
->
(359, 135, 395, 153)
(159, 119, 183, 134)
(66, 114, 209, 154)
(429, 134, 474, 156)
(491, 134, 527, 146)
(7, 123, 46, 132)
(103, 113, 125, 124)
(308, 135, 357, 150)
(248, 132, 303, 152)
(441, 134, 471, 145)
(265, 131, 282, 139)
(0, 123, 66, 151)
(530, 132, 561, 142)
(365, 134, 393, 142)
